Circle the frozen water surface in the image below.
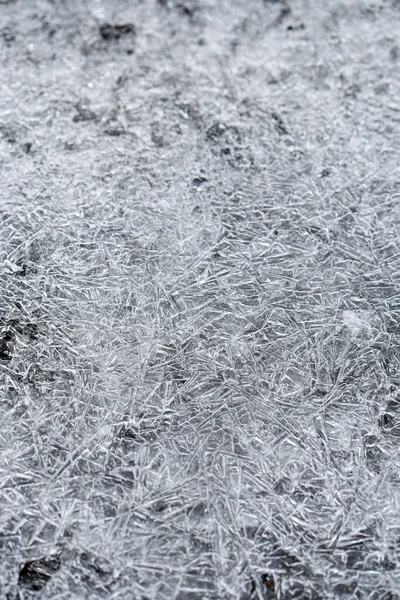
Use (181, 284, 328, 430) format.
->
(0, 0, 400, 598)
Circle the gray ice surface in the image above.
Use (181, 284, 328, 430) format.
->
(0, 0, 400, 598)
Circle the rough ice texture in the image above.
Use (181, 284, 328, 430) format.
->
(0, 0, 399, 598)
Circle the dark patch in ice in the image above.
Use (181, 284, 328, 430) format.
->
(271, 112, 289, 136)
(104, 127, 126, 137)
(99, 23, 136, 42)
(0, 330, 13, 361)
(18, 555, 61, 591)
(1, 26, 15, 46)
(73, 101, 98, 123)
(22, 142, 32, 154)
(0, 319, 39, 362)
(192, 176, 208, 187)
(0, 125, 17, 144)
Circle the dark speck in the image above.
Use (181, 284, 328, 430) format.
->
(16, 263, 27, 276)
(206, 122, 226, 141)
(153, 500, 168, 512)
(0, 321, 39, 362)
(18, 555, 61, 591)
(261, 573, 275, 592)
(2, 27, 16, 46)
(99, 23, 136, 41)
(249, 573, 276, 599)
(104, 128, 126, 137)
(177, 2, 197, 17)
(379, 413, 394, 429)
(271, 112, 288, 135)
(0, 330, 13, 362)
(0, 125, 17, 144)
(119, 426, 137, 441)
(192, 177, 208, 187)
(287, 22, 305, 31)
(73, 103, 97, 123)
(275, 6, 291, 26)
(319, 168, 331, 178)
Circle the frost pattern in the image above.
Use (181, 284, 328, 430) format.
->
(0, 0, 400, 598)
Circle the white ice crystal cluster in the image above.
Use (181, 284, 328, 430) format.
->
(0, 0, 400, 598)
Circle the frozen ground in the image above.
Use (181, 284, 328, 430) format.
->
(0, 0, 400, 598)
